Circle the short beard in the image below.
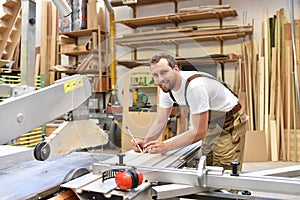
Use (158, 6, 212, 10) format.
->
(159, 84, 170, 93)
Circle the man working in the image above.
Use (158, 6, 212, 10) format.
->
(131, 52, 248, 170)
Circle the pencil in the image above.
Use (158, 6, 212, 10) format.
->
(125, 126, 143, 153)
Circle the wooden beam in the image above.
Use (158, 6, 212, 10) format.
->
(40, 0, 49, 86)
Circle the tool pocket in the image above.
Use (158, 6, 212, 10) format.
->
(231, 110, 248, 144)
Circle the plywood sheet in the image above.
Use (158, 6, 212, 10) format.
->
(244, 131, 268, 162)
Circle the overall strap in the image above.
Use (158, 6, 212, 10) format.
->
(169, 73, 238, 107)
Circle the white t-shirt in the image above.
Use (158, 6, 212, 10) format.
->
(159, 71, 239, 115)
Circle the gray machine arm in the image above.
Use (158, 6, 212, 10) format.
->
(0, 75, 91, 144)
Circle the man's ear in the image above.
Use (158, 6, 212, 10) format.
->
(173, 65, 180, 71)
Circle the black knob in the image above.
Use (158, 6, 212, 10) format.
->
(117, 152, 125, 165)
(29, 17, 36, 25)
(230, 161, 240, 176)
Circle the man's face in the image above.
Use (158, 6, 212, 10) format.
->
(150, 58, 178, 93)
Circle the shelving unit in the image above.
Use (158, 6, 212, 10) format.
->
(113, 2, 252, 69)
(57, 26, 110, 93)
(121, 66, 159, 150)
(0, 0, 22, 68)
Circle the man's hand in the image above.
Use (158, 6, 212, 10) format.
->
(131, 138, 144, 153)
(143, 141, 167, 154)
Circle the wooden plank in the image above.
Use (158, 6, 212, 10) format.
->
(115, 26, 253, 43)
(243, 131, 268, 162)
(110, 0, 190, 7)
(76, 53, 94, 72)
(285, 23, 292, 160)
(263, 8, 270, 159)
(292, 72, 298, 162)
(277, 8, 286, 161)
(251, 38, 258, 130)
(269, 47, 277, 119)
(244, 41, 254, 130)
(50, 4, 57, 85)
(284, 129, 300, 161)
(180, 5, 231, 13)
(104, 142, 200, 168)
(87, 0, 98, 29)
(50, 189, 79, 200)
(98, 25, 102, 92)
(258, 57, 265, 131)
(238, 58, 247, 119)
(270, 47, 279, 161)
(258, 27, 265, 131)
(270, 120, 278, 161)
(35, 54, 40, 77)
(40, 0, 49, 86)
(295, 19, 300, 133)
(47, 120, 109, 158)
(114, 8, 238, 28)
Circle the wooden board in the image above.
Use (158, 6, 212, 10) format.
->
(103, 142, 201, 168)
(115, 26, 253, 44)
(40, 0, 50, 86)
(284, 129, 300, 161)
(114, 8, 238, 28)
(87, 0, 98, 29)
(263, 8, 270, 160)
(243, 131, 268, 162)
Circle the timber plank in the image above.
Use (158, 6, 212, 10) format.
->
(115, 26, 252, 48)
(263, 8, 270, 159)
(285, 129, 300, 161)
(115, 8, 238, 28)
(284, 23, 292, 160)
(277, 9, 286, 161)
(110, 0, 190, 7)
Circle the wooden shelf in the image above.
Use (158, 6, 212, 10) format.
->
(117, 54, 238, 68)
(110, 0, 189, 7)
(114, 8, 238, 28)
(59, 50, 92, 56)
(57, 26, 110, 93)
(59, 28, 107, 37)
(115, 25, 253, 48)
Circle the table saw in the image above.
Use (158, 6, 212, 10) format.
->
(1, 74, 300, 200)
(60, 145, 300, 200)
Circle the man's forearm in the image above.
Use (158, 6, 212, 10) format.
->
(144, 121, 167, 143)
(163, 129, 204, 152)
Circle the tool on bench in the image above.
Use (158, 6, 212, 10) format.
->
(125, 126, 144, 153)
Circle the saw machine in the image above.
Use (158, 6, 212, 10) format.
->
(1, 75, 300, 199)
(60, 148, 300, 200)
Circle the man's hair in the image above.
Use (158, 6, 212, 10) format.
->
(149, 53, 177, 69)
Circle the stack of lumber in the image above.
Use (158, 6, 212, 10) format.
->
(40, 0, 58, 86)
(115, 25, 253, 47)
(114, 5, 237, 28)
(0, 0, 22, 69)
(242, 8, 300, 162)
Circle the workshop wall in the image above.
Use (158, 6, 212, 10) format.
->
(114, 0, 300, 89)
(114, 0, 300, 56)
